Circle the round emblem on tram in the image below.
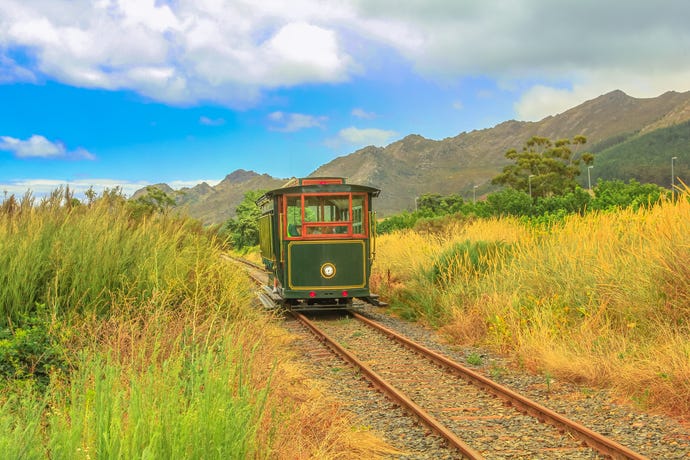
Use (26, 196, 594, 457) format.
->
(321, 262, 336, 279)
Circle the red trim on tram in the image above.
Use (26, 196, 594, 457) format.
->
(301, 178, 344, 185)
(281, 192, 369, 240)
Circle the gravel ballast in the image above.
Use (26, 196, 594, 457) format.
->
(284, 305, 690, 459)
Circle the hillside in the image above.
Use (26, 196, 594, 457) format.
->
(134, 90, 690, 221)
(135, 170, 286, 224)
(585, 119, 690, 187)
(312, 90, 690, 214)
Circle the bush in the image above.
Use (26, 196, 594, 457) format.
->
(427, 240, 511, 285)
(533, 187, 591, 215)
(413, 213, 470, 234)
(377, 211, 421, 234)
(486, 188, 534, 216)
(376, 179, 669, 235)
(591, 179, 666, 210)
(0, 312, 67, 391)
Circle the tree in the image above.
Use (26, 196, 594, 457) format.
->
(135, 186, 175, 211)
(220, 190, 266, 249)
(417, 193, 464, 215)
(492, 135, 593, 197)
(128, 186, 176, 218)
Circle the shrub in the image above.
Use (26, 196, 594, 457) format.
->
(591, 179, 666, 211)
(0, 311, 67, 390)
(486, 188, 534, 216)
(377, 211, 420, 234)
(427, 240, 511, 285)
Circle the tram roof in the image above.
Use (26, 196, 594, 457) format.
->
(257, 180, 380, 205)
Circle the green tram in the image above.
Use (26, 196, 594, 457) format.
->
(256, 177, 381, 309)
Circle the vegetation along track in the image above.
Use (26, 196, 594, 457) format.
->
(230, 255, 648, 459)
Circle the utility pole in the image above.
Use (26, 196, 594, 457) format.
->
(672, 157, 678, 199)
(528, 175, 535, 198)
(587, 165, 593, 191)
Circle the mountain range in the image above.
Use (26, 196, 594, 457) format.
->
(134, 89, 690, 223)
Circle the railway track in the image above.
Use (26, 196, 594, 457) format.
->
(229, 255, 650, 458)
(297, 311, 648, 459)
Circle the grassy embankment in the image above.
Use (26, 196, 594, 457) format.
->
(373, 188, 690, 417)
(0, 190, 392, 459)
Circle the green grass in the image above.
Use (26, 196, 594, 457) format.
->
(0, 326, 271, 459)
(0, 189, 273, 458)
(0, 189, 397, 459)
(0, 190, 249, 325)
(466, 352, 483, 366)
(426, 240, 512, 285)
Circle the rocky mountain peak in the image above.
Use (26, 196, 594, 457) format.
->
(132, 89, 690, 222)
(221, 169, 260, 185)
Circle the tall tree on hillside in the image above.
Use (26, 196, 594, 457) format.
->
(492, 135, 594, 197)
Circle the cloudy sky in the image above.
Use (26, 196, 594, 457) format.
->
(1, 0, 689, 196)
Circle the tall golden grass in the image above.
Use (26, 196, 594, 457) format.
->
(373, 189, 690, 416)
(0, 190, 392, 458)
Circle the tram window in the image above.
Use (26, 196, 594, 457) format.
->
(352, 195, 364, 234)
(286, 196, 302, 236)
(306, 224, 348, 235)
(303, 197, 318, 222)
(297, 194, 367, 236)
(304, 196, 349, 222)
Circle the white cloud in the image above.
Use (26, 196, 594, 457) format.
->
(515, 68, 690, 121)
(1, 0, 689, 112)
(0, 177, 222, 199)
(261, 22, 350, 85)
(0, 0, 357, 106)
(0, 135, 61, 158)
(328, 126, 397, 148)
(117, 0, 180, 32)
(0, 178, 146, 198)
(349, 1, 690, 119)
(0, 135, 95, 160)
(70, 147, 96, 161)
(268, 111, 327, 132)
(0, 55, 35, 83)
(351, 107, 376, 119)
(351, 1, 690, 78)
(199, 116, 225, 126)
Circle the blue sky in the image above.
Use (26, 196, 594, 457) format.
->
(2, 0, 690, 197)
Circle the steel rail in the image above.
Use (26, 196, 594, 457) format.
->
(291, 311, 485, 459)
(352, 312, 648, 460)
(222, 253, 265, 272)
(230, 255, 645, 458)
